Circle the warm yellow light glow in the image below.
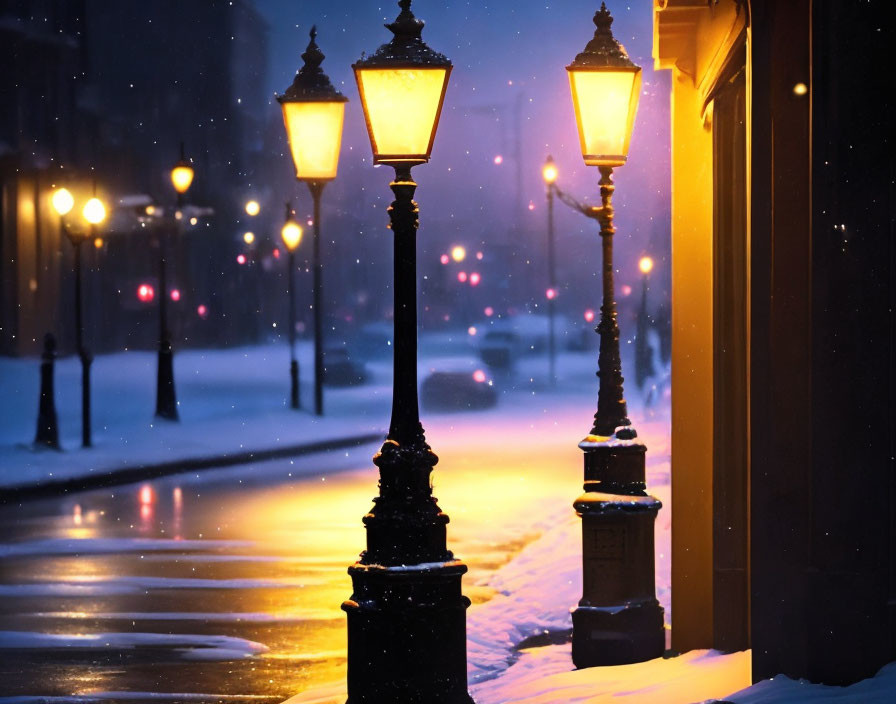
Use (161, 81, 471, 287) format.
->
(281, 220, 303, 251)
(793, 82, 808, 96)
(94, 237, 104, 249)
(639, 256, 654, 274)
(354, 66, 449, 163)
(82, 197, 106, 225)
(245, 200, 260, 216)
(542, 161, 558, 185)
(243, 232, 255, 245)
(52, 188, 75, 216)
(451, 245, 466, 263)
(145, 205, 156, 216)
(281, 101, 346, 181)
(171, 163, 195, 194)
(568, 67, 641, 166)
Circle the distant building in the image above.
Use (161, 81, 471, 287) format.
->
(0, 0, 270, 356)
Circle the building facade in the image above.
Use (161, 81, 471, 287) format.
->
(654, 0, 894, 685)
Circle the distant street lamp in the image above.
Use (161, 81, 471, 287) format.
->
(156, 143, 194, 421)
(52, 185, 107, 448)
(565, 3, 664, 668)
(245, 199, 260, 217)
(278, 26, 347, 417)
(345, 2, 473, 703)
(635, 256, 654, 390)
(280, 203, 304, 410)
(543, 155, 559, 386)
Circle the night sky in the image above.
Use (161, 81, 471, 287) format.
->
(254, 0, 670, 301)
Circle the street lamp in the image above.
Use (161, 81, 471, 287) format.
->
(280, 203, 303, 410)
(635, 256, 654, 390)
(156, 143, 194, 421)
(52, 185, 106, 448)
(566, 3, 664, 668)
(345, 2, 472, 703)
(543, 155, 559, 386)
(278, 26, 347, 417)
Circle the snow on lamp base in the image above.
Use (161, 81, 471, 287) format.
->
(572, 442, 665, 668)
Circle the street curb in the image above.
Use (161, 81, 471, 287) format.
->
(0, 432, 384, 503)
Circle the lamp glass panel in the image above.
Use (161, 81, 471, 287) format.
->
(568, 68, 641, 166)
(83, 197, 106, 225)
(355, 67, 447, 161)
(52, 188, 75, 215)
(281, 221, 303, 251)
(171, 165, 194, 194)
(281, 101, 346, 180)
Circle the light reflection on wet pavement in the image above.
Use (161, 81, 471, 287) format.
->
(0, 429, 578, 703)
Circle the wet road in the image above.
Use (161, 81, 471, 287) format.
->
(0, 425, 580, 704)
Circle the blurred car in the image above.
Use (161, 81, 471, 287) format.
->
(323, 347, 368, 386)
(478, 314, 560, 369)
(420, 360, 497, 412)
(352, 322, 393, 360)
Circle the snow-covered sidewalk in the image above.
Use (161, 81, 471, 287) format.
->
(0, 342, 392, 493)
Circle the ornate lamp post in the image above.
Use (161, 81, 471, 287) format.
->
(52, 185, 106, 448)
(156, 144, 194, 421)
(280, 204, 304, 409)
(278, 26, 347, 417)
(542, 155, 559, 386)
(344, 2, 473, 702)
(566, 3, 665, 667)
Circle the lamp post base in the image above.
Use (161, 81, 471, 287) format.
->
(572, 442, 665, 668)
(290, 359, 300, 409)
(155, 341, 179, 421)
(342, 561, 474, 704)
(572, 598, 665, 667)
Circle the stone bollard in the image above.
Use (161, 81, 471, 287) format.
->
(34, 333, 61, 450)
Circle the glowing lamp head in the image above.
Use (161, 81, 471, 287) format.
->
(171, 143, 195, 194)
(51, 187, 74, 216)
(353, 0, 452, 166)
(83, 197, 106, 225)
(278, 27, 348, 181)
(281, 204, 303, 252)
(94, 237, 104, 249)
(451, 245, 466, 262)
(542, 155, 558, 185)
(243, 232, 256, 245)
(245, 200, 260, 216)
(638, 256, 654, 275)
(567, 4, 641, 167)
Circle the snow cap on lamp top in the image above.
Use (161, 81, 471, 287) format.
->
(354, 0, 451, 68)
(568, 2, 638, 69)
(278, 26, 348, 103)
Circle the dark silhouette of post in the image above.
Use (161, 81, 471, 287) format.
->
(310, 182, 324, 416)
(73, 237, 92, 447)
(155, 219, 178, 420)
(546, 158, 557, 386)
(34, 333, 61, 450)
(288, 249, 300, 411)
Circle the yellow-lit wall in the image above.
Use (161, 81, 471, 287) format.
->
(669, 72, 714, 652)
(653, 0, 749, 653)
